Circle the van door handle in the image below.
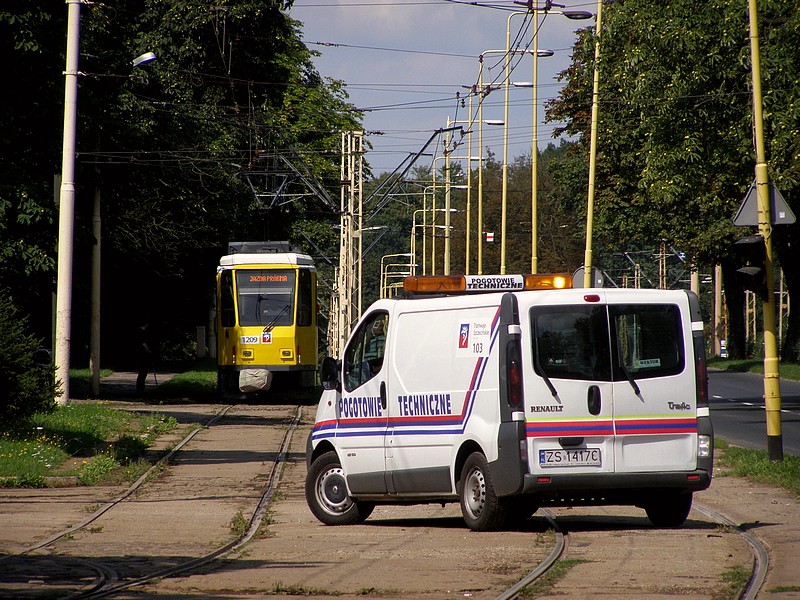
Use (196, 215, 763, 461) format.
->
(587, 385, 601, 416)
(380, 381, 387, 410)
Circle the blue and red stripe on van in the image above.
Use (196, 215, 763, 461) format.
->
(311, 307, 502, 442)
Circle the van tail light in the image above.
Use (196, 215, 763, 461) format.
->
(506, 340, 523, 409)
(509, 359, 522, 408)
(693, 334, 709, 408)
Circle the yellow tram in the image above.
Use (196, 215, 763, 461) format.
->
(216, 242, 317, 400)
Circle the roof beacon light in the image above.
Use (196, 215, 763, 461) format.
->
(403, 273, 572, 294)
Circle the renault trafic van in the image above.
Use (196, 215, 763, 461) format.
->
(305, 274, 713, 531)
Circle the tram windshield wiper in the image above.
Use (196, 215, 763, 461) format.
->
(263, 304, 289, 332)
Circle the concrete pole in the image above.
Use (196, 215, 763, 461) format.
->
(90, 185, 101, 397)
(55, 0, 82, 404)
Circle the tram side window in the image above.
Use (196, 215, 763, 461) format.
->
(531, 306, 611, 381)
(220, 270, 236, 328)
(297, 269, 313, 327)
(343, 313, 388, 392)
(236, 270, 296, 327)
(611, 304, 684, 379)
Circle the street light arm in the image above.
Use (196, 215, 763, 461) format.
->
(366, 126, 463, 222)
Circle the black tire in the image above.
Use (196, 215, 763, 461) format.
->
(459, 452, 507, 531)
(305, 451, 374, 525)
(645, 492, 693, 528)
(503, 495, 538, 528)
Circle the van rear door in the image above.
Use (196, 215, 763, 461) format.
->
(522, 290, 616, 475)
(607, 291, 698, 473)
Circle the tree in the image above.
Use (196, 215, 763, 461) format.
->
(546, 0, 799, 359)
(1, 1, 363, 372)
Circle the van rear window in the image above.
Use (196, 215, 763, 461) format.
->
(531, 306, 612, 381)
(530, 304, 684, 382)
(611, 304, 684, 379)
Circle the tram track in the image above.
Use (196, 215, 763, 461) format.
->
(494, 501, 769, 600)
(0, 408, 782, 599)
(72, 404, 303, 599)
(2, 405, 233, 562)
(1, 403, 302, 599)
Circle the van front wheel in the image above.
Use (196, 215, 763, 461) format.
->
(305, 451, 374, 525)
(459, 452, 507, 531)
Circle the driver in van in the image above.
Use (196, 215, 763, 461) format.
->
(364, 318, 386, 374)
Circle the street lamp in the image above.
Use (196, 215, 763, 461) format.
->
(411, 209, 427, 276)
(55, 0, 82, 404)
(526, 5, 591, 274)
(501, 5, 592, 275)
(431, 155, 470, 275)
(380, 253, 413, 299)
(450, 109, 502, 274)
(477, 47, 535, 275)
(56, 0, 157, 403)
(584, 0, 603, 288)
(746, 0, 783, 460)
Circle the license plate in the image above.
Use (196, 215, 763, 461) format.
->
(539, 448, 601, 467)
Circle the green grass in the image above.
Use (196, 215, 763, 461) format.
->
(715, 439, 800, 497)
(156, 362, 217, 398)
(0, 402, 178, 487)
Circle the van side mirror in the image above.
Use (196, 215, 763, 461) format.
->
(320, 356, 340, 391)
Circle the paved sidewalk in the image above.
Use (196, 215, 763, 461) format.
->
(71, 370, 180, 400)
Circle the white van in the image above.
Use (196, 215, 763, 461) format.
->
(305, 274, 713, 531)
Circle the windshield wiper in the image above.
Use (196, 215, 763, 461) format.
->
(619, 363, 641, 397)
(263, 304, 289, 333)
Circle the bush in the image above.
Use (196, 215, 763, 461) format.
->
(0, 292, 60, 421)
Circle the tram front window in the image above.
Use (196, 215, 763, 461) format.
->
(236, 270, 296, 327)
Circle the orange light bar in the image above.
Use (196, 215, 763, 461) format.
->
(403, 275, 465, 294)
(403, 273, 573, 294)
(523, 274, 572, 290)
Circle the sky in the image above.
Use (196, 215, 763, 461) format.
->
(289, 0, 598, 176)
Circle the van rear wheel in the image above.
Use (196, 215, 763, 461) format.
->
(459, 452, 507, 531)
(645, 492, 693, 528)
(305, 451, 374, 525)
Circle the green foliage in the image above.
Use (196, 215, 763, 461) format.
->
(716, 440, 800, 498)
(0, 401, 178, 487)
(547, 0, 800, 359)
(0, 292, 59, 421)
(2, 1, 363, 369)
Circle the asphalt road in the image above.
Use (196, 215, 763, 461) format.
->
(708, 369, 800, 456)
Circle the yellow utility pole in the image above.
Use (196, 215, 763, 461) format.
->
(747, 0, 782, 461)
(583, 0, 603, 288)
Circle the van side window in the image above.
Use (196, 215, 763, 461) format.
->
(611, 304, 684, 379)
(531, 306, 612, 381)
(343, 312, 388, 391)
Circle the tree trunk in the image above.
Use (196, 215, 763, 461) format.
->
(721, 258, 747, 360)
(775, 221, 800, 361)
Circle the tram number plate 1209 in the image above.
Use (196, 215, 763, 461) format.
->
(539, 448, 601, 467)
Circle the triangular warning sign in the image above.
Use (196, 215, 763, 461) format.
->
(734, 179, 796, 226)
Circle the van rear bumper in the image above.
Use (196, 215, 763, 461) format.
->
(521, 469, 712, 502)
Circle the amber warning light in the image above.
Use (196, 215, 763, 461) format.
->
(403, 274, 572, 294)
